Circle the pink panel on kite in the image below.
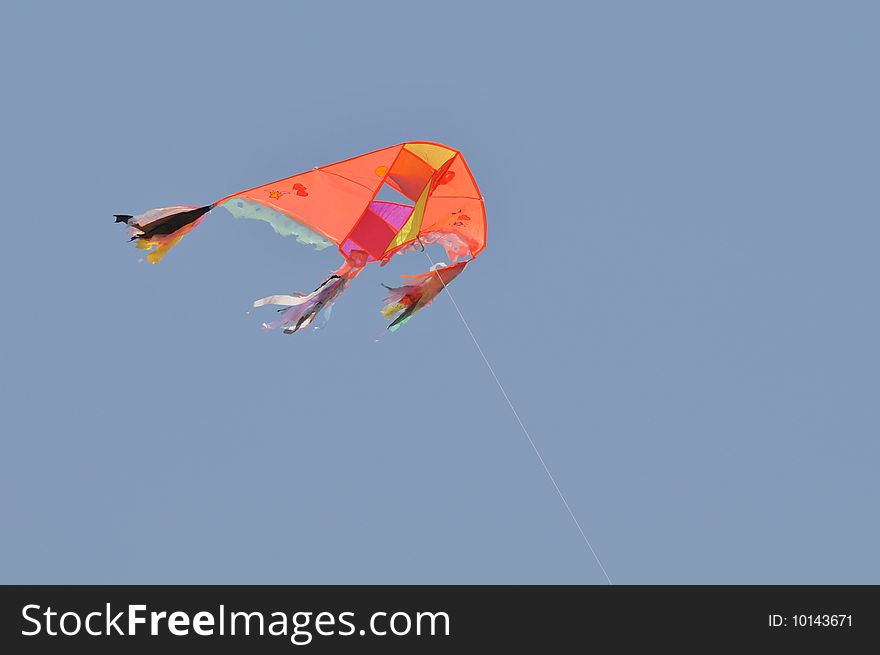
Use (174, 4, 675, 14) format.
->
(341, 238, 377, 262)
(368, 201, 413, 230)
(346, 210, 397, 259)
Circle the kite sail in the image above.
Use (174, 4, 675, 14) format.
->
(115, 142, 486, 333)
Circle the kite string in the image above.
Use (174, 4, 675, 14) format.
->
(423, 252, 613, 585)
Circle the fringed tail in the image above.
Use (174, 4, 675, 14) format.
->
(381, 261, 468, 331)
(253, 275, 350, 334)
(115, 205, 213, 263)
(250, 251, 367, 335)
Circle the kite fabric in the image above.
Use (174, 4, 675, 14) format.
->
(114, 142, 486, 333)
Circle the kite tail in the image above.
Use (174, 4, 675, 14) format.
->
(381, 261, 468, 331)
(115, 204, 213, 264)
(253, 275, 351, 334)
(252, 254, 366, 334)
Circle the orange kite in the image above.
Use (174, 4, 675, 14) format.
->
(115, 142, 486, 333)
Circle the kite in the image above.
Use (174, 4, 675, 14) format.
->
(115, 142, 486, 333)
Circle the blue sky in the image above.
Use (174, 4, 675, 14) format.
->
(1, 1, 878, 583)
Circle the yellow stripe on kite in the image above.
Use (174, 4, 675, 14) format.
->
(385, 181, 430, 254)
